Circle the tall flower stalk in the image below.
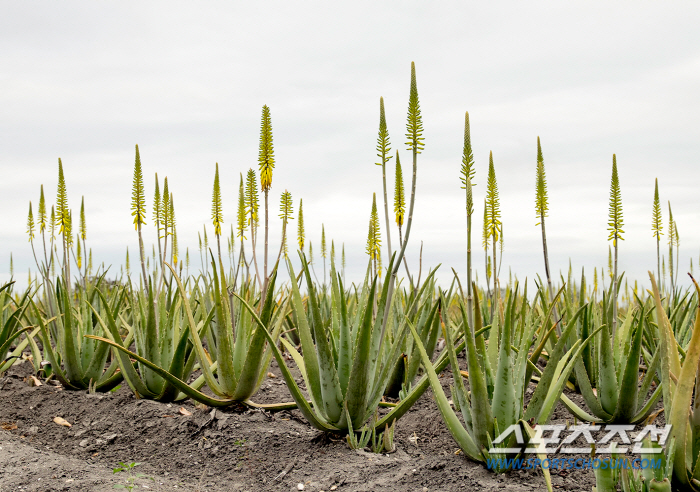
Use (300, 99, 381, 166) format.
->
(394, 152, 413, 288)
(668, 202, 677, 298)
(236, 173, 249, 285)
(79, 196, 88, 286)
(460, 111, 476, 329)
(321, 223, 327, 284)
(153, 174, 162, 280)
(379, 62, 424, 350)
(158, 177, 171, 291)
(56, 158, 72, 298)
(211, 162, 224, 267)
(535, 137, 553, 300)
(376, 97, 394, 259)
(651, 178, 663, 291)
(483, 201, 491, 298)
(131, 145, 149, 292)
(245, 168, 261, 290)
(297, 199, 305, 253)
(366, 193, 382, 277)
(276, 190, 294, 265)
(37, 184, 50, 271)
(607, 154, 624, 335)
(485, 151, 502, 313)
(258, 105, 275, 298)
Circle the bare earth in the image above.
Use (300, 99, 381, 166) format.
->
(0, 360, 594, 492)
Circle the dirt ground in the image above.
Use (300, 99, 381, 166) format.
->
(0, 359, 597, 492)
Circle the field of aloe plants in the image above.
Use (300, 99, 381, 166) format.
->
(1, 63, 699, 492)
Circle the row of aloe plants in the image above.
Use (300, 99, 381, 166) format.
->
(3, 61, 699, 491)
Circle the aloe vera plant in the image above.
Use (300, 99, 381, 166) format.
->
(649, 272, 700, 490)
(90, 259, 288, 408)
(85, 281, 204, 401)
(0, 282, 36, 376)
(560, 291, 662, 424)
(410, 280, 597, 486)
(36, 275, 123, 391)
(234, 253, 450, 434)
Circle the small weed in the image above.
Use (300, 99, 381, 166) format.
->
(113, 462, 153, 490)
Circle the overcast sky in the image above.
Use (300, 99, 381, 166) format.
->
(2, 2, 699, 293)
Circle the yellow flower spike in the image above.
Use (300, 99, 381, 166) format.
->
(211, 163, 224, 237)
(258, 105, 275, 192)
(131, 145, 147, 230)
(27, 202, 35, 242)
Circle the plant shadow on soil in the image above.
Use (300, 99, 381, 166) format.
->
(0, 359, 598, 492)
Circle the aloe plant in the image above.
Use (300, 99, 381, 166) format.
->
(410, 282, 596, 486)
(560, 294, 662, 424)
(0, 283, 36, 376)
(234, 254, 449, 434)
(86, 281, 204, 401)
(647, 272, 700, 490)
(90, 259, 288, 408)
(36, 275, 123, 391)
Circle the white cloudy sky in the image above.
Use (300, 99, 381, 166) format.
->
(1, 2, 699, 292)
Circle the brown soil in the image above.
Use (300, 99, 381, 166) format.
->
(0, 360, 595, 492)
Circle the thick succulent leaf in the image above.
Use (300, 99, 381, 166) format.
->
(597, 321, 618, 416)
(286, 258, 324, 413)
(460, 292, 493, 451)
(666, 276, 700, 488)
(233, 292, 338, 433)
(343, 277, 377, 429)
(85, 335, 240, 407)
(524, 306, 583, 421)
(166, 263, 223, 396)
(406, 316, 482, 461)
(612, 308, 645, 422)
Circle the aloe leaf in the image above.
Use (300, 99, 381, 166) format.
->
(406, 316, 482, 461)
(519, 420, 553, 492)
(649, 273, 680, 416)
(85, 335, 239, 407)
(598, 320, 618, 416)
(166, 263, 223, 396)
(460, 293, 493, 451)
(524, 305, 584, 421)
(558, 393, 604, 423)
(612, 308, 645, 422)
(300, 257, 343, 423)
(60, 282, 84, 384)
(442, 296, 472, 433)
(0, 326, 31, 363)
(637, 344, 661, 411)
(233, 292, 338, 432)
(334, 272, 351, 398)
(286, 258, 324, 412)
(665, 279, 700, 487)
(374, 337, 464, 431)
(89, 293, 156, 398)
(344, 277, 377, 429)
(492, 290, 516, 436)
(234, 272, 284, 401)
(571, 355, 612, 421)
(210, 254, 237, 395)
(629, 384, 662, 424)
